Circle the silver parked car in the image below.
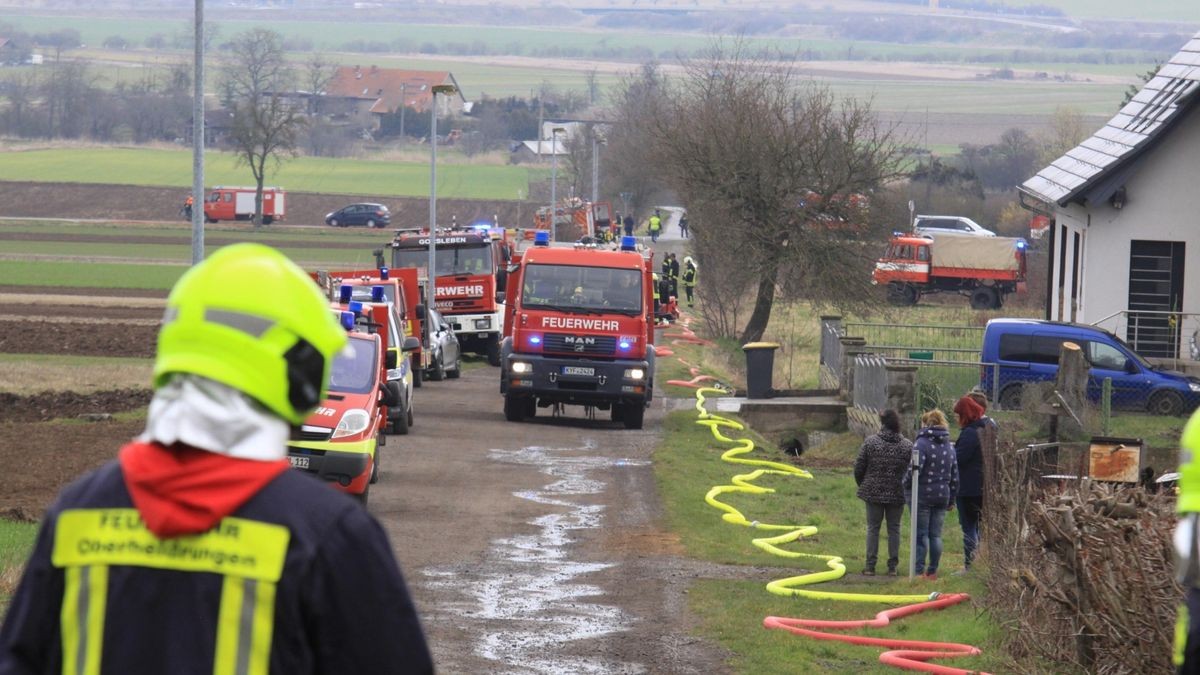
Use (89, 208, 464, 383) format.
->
(913, 215, 996, 237)
(424, 307, 461, 381)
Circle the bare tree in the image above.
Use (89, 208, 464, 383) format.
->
(646, 42, 904, 342)
(602, 62, 668, 219)
(302, 52, 337, 115)
(584, 68, 599, 107)
(1038, 105, 1088, 166)
(223, 29, 306, 227)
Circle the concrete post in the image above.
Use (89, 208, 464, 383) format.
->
(838, 336, 867, 400)
(843, 344, 869, 404)
(820, 314, 843, 337)
(885, 364, 919, 436)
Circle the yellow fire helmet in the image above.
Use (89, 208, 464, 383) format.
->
(1181, 409, 1200, 512)
(154, 243, 347, 425)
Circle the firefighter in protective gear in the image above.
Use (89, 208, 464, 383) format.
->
(682, 256, 697, 307)
(668, 253, 680, 297)
(0, 244, 433, 674)
(1176, 409, 1200, 673)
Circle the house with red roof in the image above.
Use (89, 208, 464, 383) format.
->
(319, 65, 465, 131)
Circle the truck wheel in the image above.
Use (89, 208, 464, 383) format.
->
(999, 383, 1023, 410)
(504, 394, 526, 422)
(262, 216, 273, 225)
(486, 337, 502, 367)
(1149, 390, 1184, 417)
(970, 287, 998, 310)
(611, 404, 624, 422)
(412, 354, 423, 388)
(622, 403, 645, 430)
(887, 283, 917, 306)
(370, 452, 380, 484)
(407, 401, 415, 428)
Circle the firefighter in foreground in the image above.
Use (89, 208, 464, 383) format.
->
(0, 243, 433, 674)
(1177, 409, 1200, 673)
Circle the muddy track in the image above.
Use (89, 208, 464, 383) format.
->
(0, 319, 158, 357)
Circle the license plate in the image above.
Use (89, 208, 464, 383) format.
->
(288, 455, 310, 469)
(562, 366, 594, 376)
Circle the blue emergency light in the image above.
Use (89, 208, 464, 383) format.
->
(618, 338, 633, 351)
(528, 334, 542, 346)
(348, 301, 364, 315)
(620, 236, 637, 251)
(1016, 240, 1027, 249)
(534, 231, 550, 246)
(339, 311, 355, 330)
(380, 266, 390, 280)
(371, 285, 386, 302)
(339, 284, 353, 303)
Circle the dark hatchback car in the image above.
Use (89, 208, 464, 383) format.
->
(325, 203, 391, 228)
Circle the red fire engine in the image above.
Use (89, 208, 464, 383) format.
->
(532, 198, 614, 242)
(872, 233, 1028, 309)
(501, 233, 656, 429)
(203, 186, 286, 224)
(379, 225, 512, 366)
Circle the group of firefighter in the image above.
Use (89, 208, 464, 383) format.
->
(652, 252, 697, 324)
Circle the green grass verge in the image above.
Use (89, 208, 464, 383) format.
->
(0, 148, 537, 200)
(654, 405, 1011, 671)
(0, 260, 187, 290)
(0, 219, 396, 243)
(0, 520, 38, 607)
(0, 239, 382, 267)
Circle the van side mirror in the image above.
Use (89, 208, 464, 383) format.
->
(1125, 359, 1139, 374)
(495, 291, 506, 304)
(415, 303, 426, 318)
(402, 336, 421, 352)
(385, 350, 398, 370)
(496, 268, 508, 288)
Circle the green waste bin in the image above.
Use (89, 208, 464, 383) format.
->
(743, 342, 781, 399)
(908, 350, 934, 361)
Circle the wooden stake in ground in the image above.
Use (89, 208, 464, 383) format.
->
(1054, 341, 1089, 440)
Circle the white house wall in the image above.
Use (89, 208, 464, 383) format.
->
(1069, 104, 1200, 343)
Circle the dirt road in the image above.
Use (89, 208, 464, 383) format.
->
(371, 365, 729, 673)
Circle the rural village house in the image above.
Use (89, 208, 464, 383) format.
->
(1019, 30, 1200, 362)
(317, 66, 465, 132)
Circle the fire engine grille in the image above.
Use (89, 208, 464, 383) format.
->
(290, 427, 332, 442)
(443, 298, 484, 310)
(543, 333, 616, 356)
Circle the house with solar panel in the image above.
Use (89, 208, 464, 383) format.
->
(1018, 31, 1200, 365)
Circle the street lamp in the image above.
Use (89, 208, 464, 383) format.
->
(549, 126, 565, 243)
(428, 83, 457, 347)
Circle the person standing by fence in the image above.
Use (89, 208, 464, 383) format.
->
(904, 409, 958, 580)
(953, 395, 986, 573)
(854, 410, 913, 576)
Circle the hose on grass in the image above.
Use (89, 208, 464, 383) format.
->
(690, 386, 989, 674)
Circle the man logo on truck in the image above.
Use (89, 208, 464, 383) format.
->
(541, 317, 620, 332)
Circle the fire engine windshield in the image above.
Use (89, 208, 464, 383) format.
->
(393, 244, 493, 276)
(328, 337, 378, 394)
(522, 264, 642, 315)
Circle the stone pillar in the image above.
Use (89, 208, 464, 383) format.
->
(838, 336, 867, 400)
(885, 364, 918, 436)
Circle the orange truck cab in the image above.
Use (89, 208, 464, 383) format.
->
(379, 226, 512, 366)
(500, 233, 656, 429)
(203, 186, 286, 224)
(872, 233, 1028, 310)
(532, 199, 614, 242)
(287, 304, 397, 504)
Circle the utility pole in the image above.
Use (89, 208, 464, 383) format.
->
(399, 82, 407, 138)
(191, 0, 205, 265)
(427, 84, 458, 347)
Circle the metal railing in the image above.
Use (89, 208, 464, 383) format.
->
(819, 319, 844, 388)
(887, 358, 1000, 413)
(852, 354, 888, 412)
(843, 321, 983, 363)
(1091, 310, 1200, 365)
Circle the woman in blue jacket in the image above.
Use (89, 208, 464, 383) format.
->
(903, 409, 959, 580)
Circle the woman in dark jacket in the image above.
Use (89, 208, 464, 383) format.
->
(903, 409, 959, 580)
(854, 410, 913, 576)
(953, 395, 987, 571)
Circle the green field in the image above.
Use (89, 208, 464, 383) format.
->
(0, 148, 539, 200)
(0, 240, 382, 267)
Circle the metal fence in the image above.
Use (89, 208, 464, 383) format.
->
(819, 319, 844, 388)
(843, 322, 983, 363)
(1091, 309, 1200, 364)
(852, 354, 888, 412)
(887, 358, 1000, 415)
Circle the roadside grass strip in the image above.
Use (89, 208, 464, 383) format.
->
(689, 386, 990, 674)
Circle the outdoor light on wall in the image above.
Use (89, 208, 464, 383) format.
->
(1110, 186, 1127, 210)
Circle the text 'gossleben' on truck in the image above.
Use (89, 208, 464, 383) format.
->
(872, 232, 1028, 310)
(377, 225, 512, 366)
(500, 233, 655, 429)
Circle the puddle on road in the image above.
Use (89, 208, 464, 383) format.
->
(423, 441, 650, 674)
